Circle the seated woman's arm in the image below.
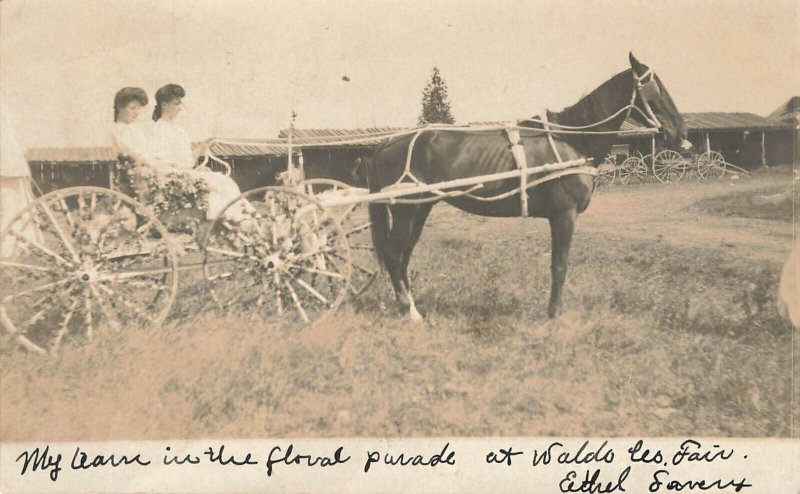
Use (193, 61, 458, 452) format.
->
(192, 139, 209, 167)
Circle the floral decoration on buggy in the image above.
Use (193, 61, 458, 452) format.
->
(113, 156, 211, 235)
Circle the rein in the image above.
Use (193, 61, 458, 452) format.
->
(377, 68, 663, 216)
(198, 67, 665, 217)
(521, 68, 662, 131)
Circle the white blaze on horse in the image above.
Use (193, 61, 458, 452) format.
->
(367, 53, 689, 320)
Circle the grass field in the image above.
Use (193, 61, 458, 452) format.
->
(1, 167, 797, 441)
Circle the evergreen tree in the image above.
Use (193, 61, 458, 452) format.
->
(418, 67, 455, 125)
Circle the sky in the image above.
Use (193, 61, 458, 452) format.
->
(0, 0, 797, 150)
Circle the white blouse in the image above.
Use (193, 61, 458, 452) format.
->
(149, 119, 194, 170)
(110, 122, 151, 163)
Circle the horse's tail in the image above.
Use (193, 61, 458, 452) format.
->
(366, 135, 410, 271)
(365, 140, 395, 272)
(368, 202, 390, 271)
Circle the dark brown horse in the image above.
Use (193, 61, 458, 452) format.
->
(367, 53, 689, 320)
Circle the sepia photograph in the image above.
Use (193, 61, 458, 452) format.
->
(0, 0, 797, 490)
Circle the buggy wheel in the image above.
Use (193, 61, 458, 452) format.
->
(202, 186, 352, 326)
(618, 156, 648, 184)
(0, 187, 178, 354)
(696, 151, 727, 179)
(302, 178, 376, 298)
(652, 150, 686, 183)
(595, 156, 617, 187)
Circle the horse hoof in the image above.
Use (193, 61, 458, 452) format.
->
(409, 306, 424, 322)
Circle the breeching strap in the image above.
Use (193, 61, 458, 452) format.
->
(504, 126, 529, 217)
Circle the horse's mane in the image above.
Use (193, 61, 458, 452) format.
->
(549, 68, 635, 127)
(528, 67, 637, 162)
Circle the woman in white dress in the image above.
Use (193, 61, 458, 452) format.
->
(110, 87, 152, 164)
(148, 84, 249, 221)
(1, 100, 42, 257)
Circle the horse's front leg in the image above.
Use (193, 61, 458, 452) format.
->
(547, 209, 577, 318)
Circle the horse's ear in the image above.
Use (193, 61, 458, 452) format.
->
(629, 52, 647, 74)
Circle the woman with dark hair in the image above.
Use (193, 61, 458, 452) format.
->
(148, 83, 250, 220)
(148, 84, 193, 166)
(110, 87, 151, 163)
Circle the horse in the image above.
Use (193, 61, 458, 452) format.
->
(366, 53, 690, 321)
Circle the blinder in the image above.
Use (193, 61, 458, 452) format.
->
(633, 69, 662, 129)
(638, 78, 661, 101)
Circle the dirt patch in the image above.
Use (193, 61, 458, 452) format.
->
(694, 183, 798, 223)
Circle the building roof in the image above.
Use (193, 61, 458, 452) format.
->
(205, 139, 298, 157)
(207, 128, 407, 157)
(619, 118, 654, 136)
(682, 112, 791, 131)
(767, 96, 800, 126)
(26, 130, 397, 164)
(26, 146, 115, 163)
(277, 127, 406, 147)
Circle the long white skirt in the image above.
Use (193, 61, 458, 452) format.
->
(187, 170, 251, 221)
(0, 176, 42, 257)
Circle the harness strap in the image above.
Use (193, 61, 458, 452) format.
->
(504, 126, 529, 217)
(383, 129, 427, 199)
(633, 69, 662, 130)
(540, 112, 564, 164)
(403, 130, 424, 180)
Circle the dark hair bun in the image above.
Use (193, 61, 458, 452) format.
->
(113, 87, 148, 122)
(153, 84, 186, 121)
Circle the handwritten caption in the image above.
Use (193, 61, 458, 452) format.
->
(15, 439, 753, 492)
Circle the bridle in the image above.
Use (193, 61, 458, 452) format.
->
(633, 68, 662, 130)
(633, 68, 691, 150)
(519, 67, 666, 135)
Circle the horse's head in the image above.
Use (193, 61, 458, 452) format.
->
(629, 52, 691, 151)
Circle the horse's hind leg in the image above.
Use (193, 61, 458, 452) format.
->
(384, 204, 431, 321)
(399, 204, 433, 321)
(547, 208, 577, 318)
(382, 205, 416, 313)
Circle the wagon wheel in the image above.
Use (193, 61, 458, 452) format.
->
(696, 151, 727, 179)
(302, 178, 377, 298)
(640, 154, 654, 179)
(617, 156, 648, 184)
(202, 186, 352, 325)
(595, 155, 617, 187)
(652, 150, 687, 183)
(0, 187, 178, 354)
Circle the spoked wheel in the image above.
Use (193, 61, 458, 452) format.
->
(617, 156, 649, 184)
(696, 151, 727, 179)
(0, 187, 178, 354)
(652, 150, 687, 183)
(595, 156, 617, 187)
(202, 186, 352, 325)
(302, 178, 377, 297)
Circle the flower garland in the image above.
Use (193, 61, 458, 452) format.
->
(116, 159, 210, 234)
(131, 167, 210, 215)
